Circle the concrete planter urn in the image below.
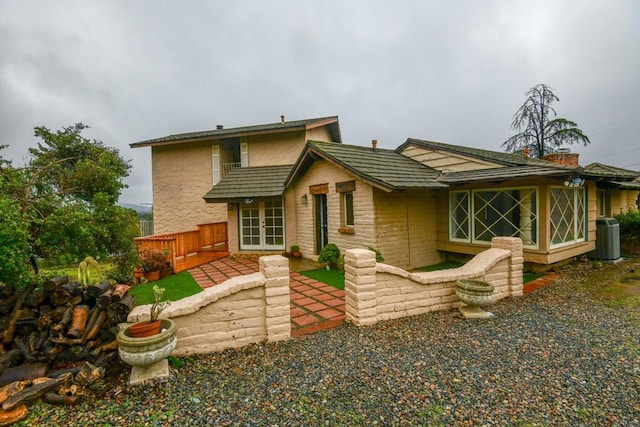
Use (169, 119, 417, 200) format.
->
(117, 318, 177, 384)
(455, 279, 495, 319)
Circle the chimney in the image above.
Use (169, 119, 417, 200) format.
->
(216, 124, 224, 130)
(542, 148, 580, 166)
(371, 139, 377, 151)
(281, 115, 285, 123)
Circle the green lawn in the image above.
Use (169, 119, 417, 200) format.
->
(299, 268, 345, 290)
(128, 271, 202, 305)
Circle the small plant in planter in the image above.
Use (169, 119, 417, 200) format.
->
(318, 243, 341, 270)
(290, 245, 302, 258)
(139, 247, 167, 281)
(129, 285, 170, 337)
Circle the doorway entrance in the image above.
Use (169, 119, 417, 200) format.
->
(239, 198, 285, 250)
(314, 194, 328, 254)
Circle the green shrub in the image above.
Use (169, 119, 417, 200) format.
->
(614, 210, 640, 238)
(107, 248, 140, 284)
(0, 197, 34, 287)
(368, 247, 384, 262)
(318, 243, 341, 269)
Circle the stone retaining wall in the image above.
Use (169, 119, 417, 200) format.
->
(127, 255, 291, 356)
(345, 237, 524, 326)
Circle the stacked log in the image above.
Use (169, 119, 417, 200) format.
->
(0, 276, 135, 423)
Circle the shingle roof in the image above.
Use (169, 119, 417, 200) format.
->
(131, 116, 341, 148)
(287, 141, 448, 191)
(438, 165, 577, 183)
(398, 138, 574, 169)
(582, 162, 640, 180)
(203, 165, 292, 202)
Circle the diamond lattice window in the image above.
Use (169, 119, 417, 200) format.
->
(449, 187, 538, 247)
(550, 187, 585, 247)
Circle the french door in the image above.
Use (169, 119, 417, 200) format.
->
(240, 198, 285, 250)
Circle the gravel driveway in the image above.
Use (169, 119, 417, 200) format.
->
(25, 260, 640, 426)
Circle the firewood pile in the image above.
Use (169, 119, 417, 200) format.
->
(0, 276, 135, 424)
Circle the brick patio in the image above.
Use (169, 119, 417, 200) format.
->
(189, 257, 345, 336)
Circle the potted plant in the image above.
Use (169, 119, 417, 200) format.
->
(139, 247, 167, 281)
(290, 245, 302, 258)
(318, 243, 341, 270)
(129, 285, 170, 337)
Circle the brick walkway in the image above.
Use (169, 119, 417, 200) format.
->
(523, 273, 561, 294)
(189, 257, 345, 336)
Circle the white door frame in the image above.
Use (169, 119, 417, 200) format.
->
(239, 198, 285, 250)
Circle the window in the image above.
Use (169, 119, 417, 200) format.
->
(550, 187, 585, 247)
(336, 180, 355, 233)
(343, 192, 354, 226)
(211, 144, 220, 185)
(449, 191, 470, 241)
(449, 187, 538, 247)
(597, 189, 609, 217)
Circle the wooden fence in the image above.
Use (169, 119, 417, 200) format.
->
(134, 222, 228, 271)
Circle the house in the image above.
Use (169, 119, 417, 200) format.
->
(133, 116, 640, 270)
(284, 139, 639, 269)
(130, 116, 341, 236)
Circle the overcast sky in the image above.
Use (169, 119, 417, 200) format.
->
(1, 1, 639, 205)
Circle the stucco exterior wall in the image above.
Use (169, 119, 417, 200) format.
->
(289, 160, 375, 258)
(152, 143, 227, 234)
(610, 189, 640, 214)
(306, 126, 333, 142)
(373, 189, 441, 270)
(127, 255, 290, 356)
(247, 131, 306, 166)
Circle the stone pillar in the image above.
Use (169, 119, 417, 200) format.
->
(259, 255, 291, 342)
(491, 237, 524, 296)
(344, 249, 378, 326)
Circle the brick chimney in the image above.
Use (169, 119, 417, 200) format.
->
(371, 139, 377, 151)
(543, 149, 580, 166)
(281, 115, 285, 123)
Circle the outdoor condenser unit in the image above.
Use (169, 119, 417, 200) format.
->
(594, 217, 620, 260)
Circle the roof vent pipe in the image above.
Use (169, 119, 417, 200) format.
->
(372, 139, 377, 151)
(281, 115, 285, 123)
(216, 124, 224, 130)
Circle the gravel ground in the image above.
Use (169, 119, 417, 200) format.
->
(21, 259, 640, 426)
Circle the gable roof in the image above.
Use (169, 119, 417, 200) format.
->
(582, 162, 640, 180)
(397, 138, 574, 169)
(131, 116, 341, 148)
(203, 165, 292, 203)
(287, 141, 448, 191)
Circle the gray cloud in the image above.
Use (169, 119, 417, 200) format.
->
(1, 1, 639, 204)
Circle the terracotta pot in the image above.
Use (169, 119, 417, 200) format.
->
(292, 251, 302, 258)
(128, 320, 162, 338)
(144, 270, 160, 282)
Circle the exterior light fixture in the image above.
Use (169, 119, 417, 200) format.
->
(563, 177, 584, 188)
(301, 194, 308, 204)
(243, 198, 254, 204)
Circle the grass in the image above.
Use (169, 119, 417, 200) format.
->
(299, 268, 345, 290)
(523, 272, 544, 284)
(414, 261, 464, 272)
(128, 271, 202, 305)
(40, 262, 111, 282)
